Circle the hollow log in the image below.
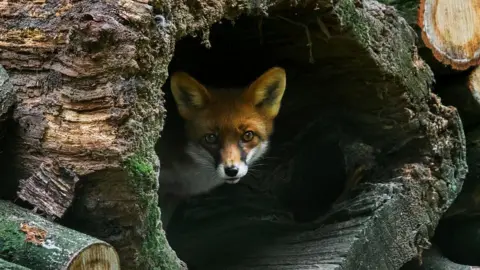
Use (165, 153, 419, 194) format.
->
(0, 200, 120, 270)
(0, 259, 30, 270)
(418, 0, 480, 70)
(0, 1, 469, 270)
(161, 1, 466, 269)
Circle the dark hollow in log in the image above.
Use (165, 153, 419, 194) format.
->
(0, 65, 18, 200)
(434, 68, 480, 130)
(155, 2, 467, 269)
(418, 0, 480, 70)
(434, 219, 480, 267)
(0, 200, 120, 270)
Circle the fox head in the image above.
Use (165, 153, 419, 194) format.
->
(170, 67, 286, 184)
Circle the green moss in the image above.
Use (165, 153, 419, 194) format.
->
(124, 149, 181, 270)
(0, 221, 28, 262)
(376, 0, 419, 24)
(122, 62, 180, 269)
(335, 0, 371, 47)
(127, 155, 155, 185)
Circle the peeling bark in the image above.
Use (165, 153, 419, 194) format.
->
(17, 158, 79, 218)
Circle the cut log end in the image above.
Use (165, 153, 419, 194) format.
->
(0, 200, 120, 270)
(68, 243, 120, 270)
(418, 0, 480, 70)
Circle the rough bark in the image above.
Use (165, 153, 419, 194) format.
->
(17, 158, 79, 218)
(0, 1, 181, 269)
(423, 124, 480, 267)
(0, 200, 120, 270)
(162, 1, 466, 269)
(0, 66, 15, 120)
(0, 259, 30, 270)
(402, 246, 474, 270)
(418, 0, 480, 70)
(444, 127, 480, 219)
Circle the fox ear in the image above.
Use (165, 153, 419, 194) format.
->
(170, 72, 210, 119)
(244, 67, 286, 119)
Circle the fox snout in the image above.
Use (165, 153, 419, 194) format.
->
(216, 162, 249, 184)
(216, 144, 250, 183)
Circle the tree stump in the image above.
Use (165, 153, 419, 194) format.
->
(0, 200, 120, 270)
(418, 0, 480, 70)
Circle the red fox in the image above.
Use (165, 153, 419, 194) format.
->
(157, 67, 286, 227)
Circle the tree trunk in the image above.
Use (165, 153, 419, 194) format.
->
(418, 0, 480, 70)
(0, 259, 30, 270)
(0, 200, 120, 270)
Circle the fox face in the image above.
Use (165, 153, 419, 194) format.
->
(170, 67, 286, 185)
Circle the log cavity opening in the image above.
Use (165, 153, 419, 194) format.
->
(159, 13, 385, 269)
(160, 14, 350, 224)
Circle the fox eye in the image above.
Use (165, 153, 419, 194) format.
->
(204, 133, 218, 144)
(242, 131, 255, 142)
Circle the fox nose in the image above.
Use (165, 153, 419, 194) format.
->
(224, 166, 239, 177)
